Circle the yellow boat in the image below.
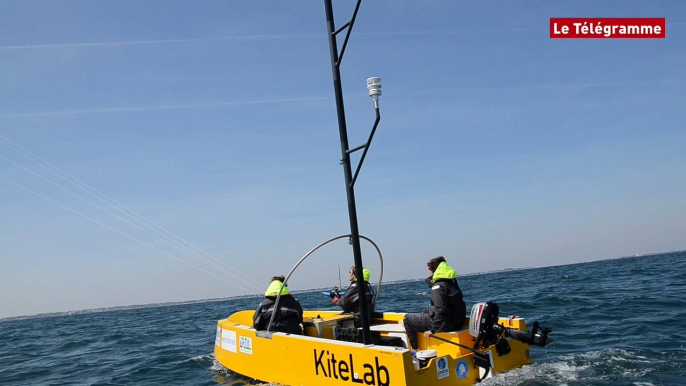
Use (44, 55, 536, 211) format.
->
(215, 302, 551, 385)
(214, 1, 552, 384)
(214, 234, 552, 385)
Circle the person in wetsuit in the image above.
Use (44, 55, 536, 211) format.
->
(403, 256, 466, 350)
(331, 266, 374, 326)
(253, 275, 303, 335)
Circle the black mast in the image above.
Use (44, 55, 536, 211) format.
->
(324, 0, 379, 345)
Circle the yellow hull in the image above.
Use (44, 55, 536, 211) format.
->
(215, 310, 532, 385)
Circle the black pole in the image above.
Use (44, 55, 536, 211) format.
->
(324, 0, 371, 345)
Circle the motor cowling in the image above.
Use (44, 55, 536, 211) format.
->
(469, 302, 502, 349)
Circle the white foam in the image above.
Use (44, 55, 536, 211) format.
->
(477, 348, 663, 385)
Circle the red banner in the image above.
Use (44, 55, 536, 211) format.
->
(550, 18, 665, 39)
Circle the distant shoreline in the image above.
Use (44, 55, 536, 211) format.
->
(2, 249, 683, 323)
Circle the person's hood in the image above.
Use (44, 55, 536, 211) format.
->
(353, 268, 371, 282)
(264, 280, 290, 296)
(431, 262, 456, 284)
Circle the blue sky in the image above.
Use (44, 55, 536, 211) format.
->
(1, 1, 684, 319)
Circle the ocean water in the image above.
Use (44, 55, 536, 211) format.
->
(1, 251, 685, 385)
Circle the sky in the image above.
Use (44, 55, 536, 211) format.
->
(1, 1, 684, 319)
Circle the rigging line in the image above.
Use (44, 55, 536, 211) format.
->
(0, 153, 247, 286)
(0, 136, 264, 290)
(0, 152, 263, 292)
(0, 137, 225, 265)
(0, 175, 255, 294)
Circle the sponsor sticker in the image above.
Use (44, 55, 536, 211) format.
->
(436, 356, 449, 379)
(239, 336, 253, 355)
(220, 329, 237, 353)
(455, 359, 469, 379)
(550, 18, 665, 39)
(215, 326, 221, 347)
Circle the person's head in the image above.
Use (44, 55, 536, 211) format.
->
(427, 256, 446, 273)
(264, 275, 289, 297)
(348, 266, 371, 282)
(348, 266, 356, 281)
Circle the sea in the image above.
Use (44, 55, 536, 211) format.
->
(1, 251, 685, 386)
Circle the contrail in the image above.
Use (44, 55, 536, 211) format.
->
(2, 77, 684, 119)
(0, 31, 447, 51)
(9, 24, 664, 51)
(0, 34, 320, 51)
(0, 30, 506, 51)
(1, 22, 683, 51)
(0, 96, 331, 119)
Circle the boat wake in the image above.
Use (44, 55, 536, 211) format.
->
(190, 352, 215, 363)
(212, 358, 278, 385)
(480, 348, 661, 385)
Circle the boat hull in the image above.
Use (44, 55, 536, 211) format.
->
(215, 310, 532, 385)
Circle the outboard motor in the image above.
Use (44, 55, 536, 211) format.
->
(469, 302, 553, 356)
(470, 302, 510, 355)
(470, 302, 500, 347)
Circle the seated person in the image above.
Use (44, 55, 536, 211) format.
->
(403, 256, 466, 350)
(253, 275, 303, 335)
(331, 266, 374, 326)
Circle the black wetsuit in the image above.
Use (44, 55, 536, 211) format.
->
(403, 276, 466, 349)
(253, 294, 304, 335)
(336, 281, 375, 326)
